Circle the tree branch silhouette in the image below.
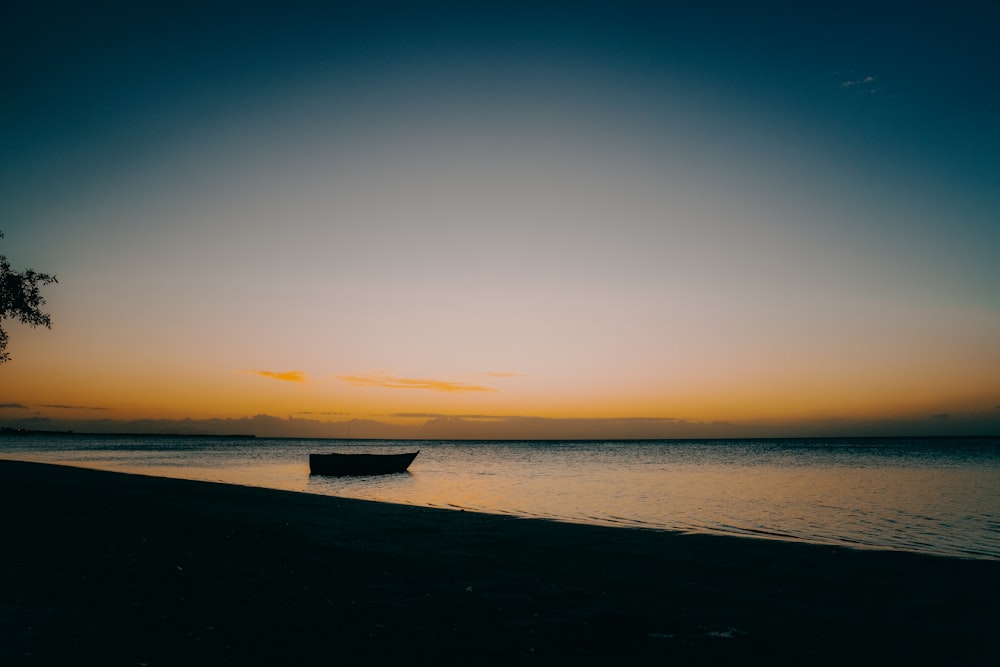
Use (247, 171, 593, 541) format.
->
(0, 231, 58, 363)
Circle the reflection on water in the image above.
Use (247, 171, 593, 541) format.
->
(2, 436, 998, 560)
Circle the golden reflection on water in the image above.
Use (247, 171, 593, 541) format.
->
(301, 457, 999, 557)
(4, 440, 998, 559)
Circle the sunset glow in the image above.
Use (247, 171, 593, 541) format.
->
(1, 1, 998, 438)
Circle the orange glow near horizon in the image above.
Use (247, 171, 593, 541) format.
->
(2, 299, 999, 435)
(3, 335, 997, 438)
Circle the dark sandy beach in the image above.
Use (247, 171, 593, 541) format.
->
(2, 460, 996, 666)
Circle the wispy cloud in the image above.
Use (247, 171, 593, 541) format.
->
(0, 403, 29, 410)
(392, 412, 507, 420)
(295, 410, 349, 416)
(337, 374, 498, 393)
(391, 413, 685, 424)
(840, 75, 877, 88)
(249, 370, 308, 383)
(481, 371, 524, 378)
(41, 403, 108, 411)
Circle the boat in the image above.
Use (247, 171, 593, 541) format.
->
(309, 450, 419, 476)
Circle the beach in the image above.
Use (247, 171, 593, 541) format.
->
(2, 460, 996, 666)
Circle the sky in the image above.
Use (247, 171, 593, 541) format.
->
(2, 0, 998, 439)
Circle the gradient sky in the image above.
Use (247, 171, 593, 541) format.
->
(2, 1, 998, 438)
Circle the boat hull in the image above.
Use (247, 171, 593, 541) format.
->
(309, 451, 419, 476)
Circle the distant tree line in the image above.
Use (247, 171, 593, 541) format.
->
(0, 231, 57, 363)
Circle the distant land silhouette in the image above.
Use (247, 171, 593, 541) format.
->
(0, 427, 255, 439)
(1, 412, 997, 440)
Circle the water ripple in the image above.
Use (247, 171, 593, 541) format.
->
(2, 435, 998, 560)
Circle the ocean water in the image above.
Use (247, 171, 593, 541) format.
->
(2, 434, 998, 560)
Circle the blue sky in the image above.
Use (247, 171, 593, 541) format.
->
(2, 1, 998, 437)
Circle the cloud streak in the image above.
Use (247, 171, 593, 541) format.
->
(41, 404, 108, 411)
(249, 370, 308, 383)
(0, 403, 29, 410)
(337, 374, 498, 393)
(393, 412, 508, 420)
(840, 75, 877, 88)
(394, 413, 690, 425)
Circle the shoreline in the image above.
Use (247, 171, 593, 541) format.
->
(5, 445, 996, 563)
(3, 459, 997, 665)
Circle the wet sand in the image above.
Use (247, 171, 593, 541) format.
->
(2, 459, 996, 666)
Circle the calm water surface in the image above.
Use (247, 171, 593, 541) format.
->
(2, 435, 997, 560)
